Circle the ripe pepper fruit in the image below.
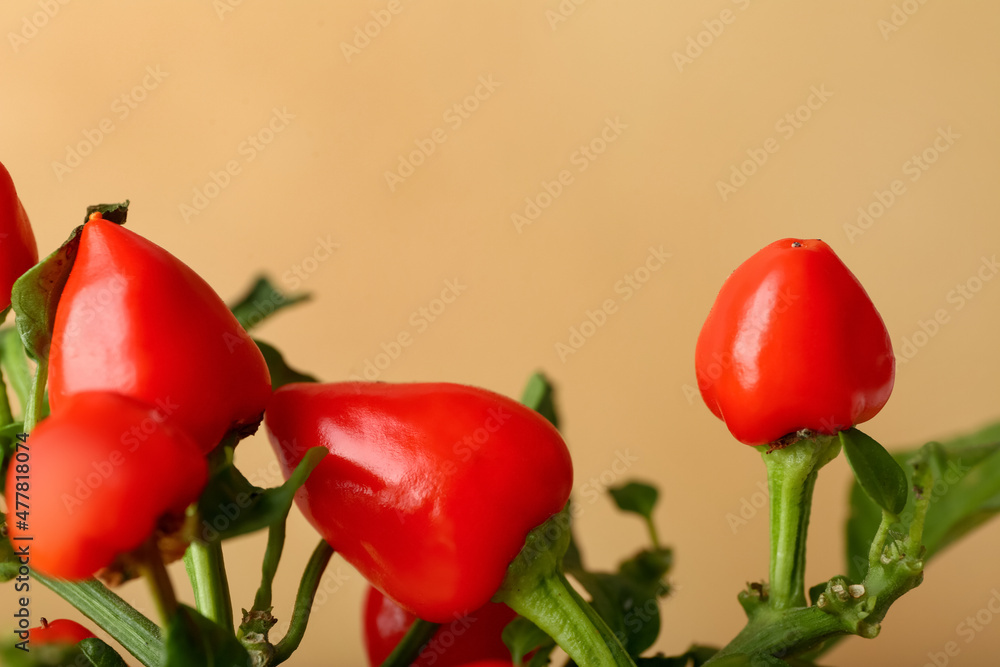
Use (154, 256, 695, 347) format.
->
(0, 160, 39, 311)
(695, 238, 894, 445)
(48, 214, 271, 452)
(265, 381, 574, 623)
(5, 391, 208, 579)
(364, 585, 517, 667)
(29, 618, 96, 645)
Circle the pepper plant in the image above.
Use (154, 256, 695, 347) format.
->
(0, 164, 999, 667)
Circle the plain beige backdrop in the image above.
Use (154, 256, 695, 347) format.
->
(3, 1, 1000, 665)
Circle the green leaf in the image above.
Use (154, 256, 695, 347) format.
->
(0, 512, 20, 582)
(609, 481, 659, 521)
(78, 637, 129, 667)
(502, 616, 555, 664)
(84, 200, 130, 224)
(164, 605, 250, 667)
(0, 327, 31, 408)
(198, 446, 326, 542)
(840, 428, 908, 515)
(0, 424, 24, 484)
(228, 275, 310, 332)
(565, 545, 672, 657)
(636, 645, 718, 666)
(527, 643, 557, 667)
(11, 225, 84, 361)
(520, 372, 560, 429)
(254, 338, 318, 389)
(846, 422, 1000, 581)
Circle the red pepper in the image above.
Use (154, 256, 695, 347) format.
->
(5, 392, 208, 579)
(0, 161, 39, 310)
(265, 382, 573, 622)
(49, 215, 272, 452)
(29, 618, 96, 645)
(364, 585, 517, 667)
(695, 238, 894, 445)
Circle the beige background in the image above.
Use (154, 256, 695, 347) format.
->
(3, 1, 1000, 665)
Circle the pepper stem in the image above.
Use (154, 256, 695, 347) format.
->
(492, 507, 637, 667)
(133, 537, 179, 627)
(760, 434, 840, 611)
(378, 619, 440, 667)
(272, 539, 335, 665)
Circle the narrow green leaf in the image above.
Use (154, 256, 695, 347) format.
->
(840, 428, 908, 515)
(228, 275, 310, 332)
(845, 422, 1000, 581)
(520, 372, 560, 428)
(198, 446, 326, 542)
(0, 512, 19, 582)
(79, 637, 130, 667)
(502, 616, 555, 664)
(254, 338, 318, 389)
(609, 481, 659, 520)
(11, 225, 84, 361)
(527, 643, 557, 667)
(164, 605, 250, 667)
(1, 327, 32, 409)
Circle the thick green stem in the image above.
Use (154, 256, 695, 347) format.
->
(708, 439, 932, 664)
(23, 356, 47, 432)
(379, 619, 440, 667)
(183, 539, 234, 632)
(36, 574, 163, 667)
(252, 519, 287, 613)
(134, 538, 179, 628)
(760, 435, 839, 611)
(493, 508, 637, 667)
(272, 539, 335, 664)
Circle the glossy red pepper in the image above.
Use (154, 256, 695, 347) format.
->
(695, 238, 894, 445)
(0, 160, 39, 310)
(265, 382, 573, 623)
(29, 618, 96, 645)
(49, 215, 272, 452)
(364, 585, 517, 667)
(5, 392, 208, 579)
